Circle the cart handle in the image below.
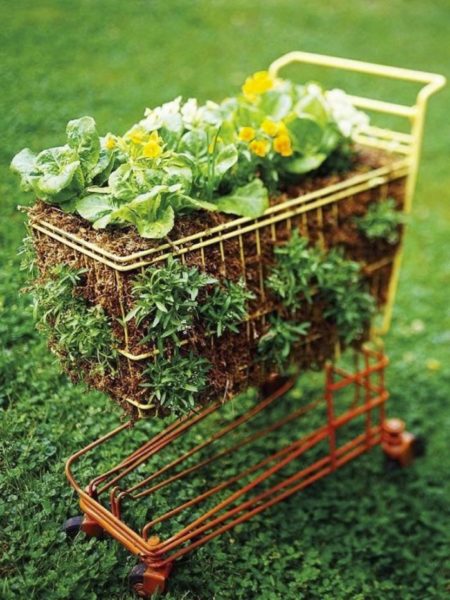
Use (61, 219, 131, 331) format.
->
(269, 51, 446, 116)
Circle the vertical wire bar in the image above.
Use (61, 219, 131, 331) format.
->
(364, 349, 373, 448)
(301, 212, 309, 238)
(316, 207, 325, 249)
(255, 227, 265, 301)
(325, 363, 337, 470)
(286, 216, 292, 235)
(270, 222, 277, 242)
(115, 271, 129, 350)
(352, 350, 361, 408)
(238, 229, 251, 343)
(378, 350, 387, 427)
(199, 238, 206, 268)
(219, 238, 227, 277)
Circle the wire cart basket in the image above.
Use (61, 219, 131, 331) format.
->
(30, 52, 444, 596)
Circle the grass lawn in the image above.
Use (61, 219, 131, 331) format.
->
(1, 1, 449, 598)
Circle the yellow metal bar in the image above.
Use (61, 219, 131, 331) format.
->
(31, 158, 410, 270)
(269, 50, 445, 88)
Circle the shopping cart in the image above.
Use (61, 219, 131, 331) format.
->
(31, 51, 444, 596)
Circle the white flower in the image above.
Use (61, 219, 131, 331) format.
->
(180, 98, 222, 128)
(180, 98, 199, 125)
(141, 97, 183, 131)
(325, 89, 369, 137)
(305, 83, 322, 97)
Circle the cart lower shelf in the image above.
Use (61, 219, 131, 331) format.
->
(64, 346, 422, 597)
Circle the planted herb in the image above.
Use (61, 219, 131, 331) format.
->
(32, 265, 117, 374)
(258, 315, 310, 372)
(199, 278, 255, 337)
(318, 249, 375, 344)
(267, 231, 322, 310)
(267, 232, 375, 345)
(356, 198, 404, 244)
(126, 257, 216, 348)
(142, 350, 210, 416)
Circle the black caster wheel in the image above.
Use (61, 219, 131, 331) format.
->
(384, 456, 401, 472)
(62, 515, 84, 539)
(412, 435, 426, 458)
(129, 563, 147, 598)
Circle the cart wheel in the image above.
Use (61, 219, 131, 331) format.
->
(384, 455, 401, 471)
(62, 515, 84, 539)
(129, 562, 171, 597)
(62, 514, 105, 540)
(412, 435, 426, 458)
(129, 563, 148, 598)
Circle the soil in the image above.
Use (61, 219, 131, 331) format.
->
(29, 146, 406, 418)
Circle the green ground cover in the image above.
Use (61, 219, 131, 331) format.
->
(1, 1, 449, 598)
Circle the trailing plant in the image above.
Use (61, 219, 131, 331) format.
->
(141, 350, 210, 416)
(199, 278, 255, 337)
(32, 265, 117, 374)
(126, 257, 216, 348)
(267, 232, 375, 345)
(356, 198, 404, 244)
(127, 259, 254, 345)
(258, 315, 310, 372)
(318, 250, 375, 344)
(266, 231, 322, 310)
(11, 73, 369, 239)
(18, 232, 37, 277)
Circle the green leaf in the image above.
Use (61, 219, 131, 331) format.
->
(214, 144, 238, 177)
(33, 146, 84, 203)
(295, 92, 328, 126)
(66, 116, 100, 177)
(75, 194, 116, 221)
(283, 153, 327, 174)
(10, 148, 37, 192)
(108, 164, 137, 201)
(171, 194, 217, 213)
(179, 129, 208, 158)
(215, 179, 268, 218)
(136, 204, 174, 238)
(259, 90, 293, 120)
(163, 159, 193, 191)
(90, 147, 115, 185)
(287, 116, 323, 153)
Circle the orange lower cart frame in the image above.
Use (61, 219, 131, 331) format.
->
(64, 346, 423, 597)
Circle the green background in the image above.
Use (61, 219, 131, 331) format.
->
(1, 1, 449, 598)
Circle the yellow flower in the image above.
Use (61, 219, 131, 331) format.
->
(242, 71, 274, 101)
(238, 126, 256, 142)
(277, 121, 288, 134)
(104, 134, 117, 150)
(261, 119, 279, 137)
(126, 128, 146, 145)
(142, 132, 162, 158)
(273, 133, 293, 157)
(249, 139, 270, 158)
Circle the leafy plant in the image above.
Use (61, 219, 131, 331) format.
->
(126, 257, 216, 348)
(11, 74, 368, 238)
(141, 350, 210, 416)
(11, 117, 114, 207)
(199, 278, 255, 337)
(18, 232, 37, 276)
(356, 198, 404, 243)
(267, 231, 322, 310)
(32, 265, 117, 374)
(318, 249, 375, 344)
(258, 315, 310, 371)
(267, 232, 375, 345)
